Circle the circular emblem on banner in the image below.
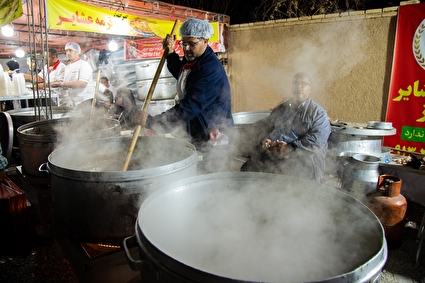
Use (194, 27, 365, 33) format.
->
(413, 19, 425, 70)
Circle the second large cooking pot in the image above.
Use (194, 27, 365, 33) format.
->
(7, 106, 81, 146)
(46, 136, 198, 244)
(17, 117, 121, 176)
(125, 172, 387, 282)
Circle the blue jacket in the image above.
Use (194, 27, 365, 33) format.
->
(146, 46, 234, 144)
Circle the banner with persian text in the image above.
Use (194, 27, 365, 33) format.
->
(0, 0, 22, 27)
(384, 2, 425, 154)
(46, 0, 220, 42)
(124, 23, 227, 60)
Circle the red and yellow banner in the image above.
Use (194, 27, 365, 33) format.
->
(125, 24, 227, 60)
(384, 2, 425, 154)
(46, 0, 219, 42)
(0, 0, 22, 27)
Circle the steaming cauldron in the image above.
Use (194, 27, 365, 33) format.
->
(17, 117, 121, 176)
(45, 136, 198, 244)
(6, 106, 80, 146)
(124, 172, 387, 282)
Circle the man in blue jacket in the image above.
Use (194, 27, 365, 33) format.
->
(137, 18, 234, 173)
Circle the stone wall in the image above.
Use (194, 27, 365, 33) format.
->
(228, 7, 400, 123)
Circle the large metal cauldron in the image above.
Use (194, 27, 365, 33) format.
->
(46, 136, 198, 244)
(17, 117, 121, 176)
(6, 106, 80, 146)
(124, 172, 387, 282)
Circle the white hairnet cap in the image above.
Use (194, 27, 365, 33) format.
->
(65, 42, 81, 54)
(179, 18, 214, 39)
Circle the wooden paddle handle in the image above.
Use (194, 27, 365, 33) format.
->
(122, 19, 179, 171)
(90, 70, 102, 119)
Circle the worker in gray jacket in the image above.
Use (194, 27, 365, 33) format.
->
(241, 72, 331, 182)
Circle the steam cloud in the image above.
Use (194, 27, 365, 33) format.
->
(139, 174, 383, 282)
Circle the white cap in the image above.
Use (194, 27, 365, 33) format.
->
(65, 42, 81, 54)
(179, 18, 214, 39)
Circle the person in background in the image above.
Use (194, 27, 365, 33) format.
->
(23, 49, 66, 102)
(108, 88, 138, 130)
(23, 55, 39, 82)
(4, 60, 23, 109)
(137, 18, 234, 173)
(36, 49, 65, 87)
(0, 145, 8, 181)
(100, 77, 116, 101)
(241, 72, 331, 183)
(50, 42, 94, 110)
(3, 61, 20, 110)
(96, 76, 115, 111)
(6, 60, 20, 78)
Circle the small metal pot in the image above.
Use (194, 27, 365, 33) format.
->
(147, 99, 176, 116)
(137, 77, 177, 101)
(135, 60, 173, 80)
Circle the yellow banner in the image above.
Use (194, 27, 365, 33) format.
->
(46, 0, 219, 42)
(0, 0, 23, 27)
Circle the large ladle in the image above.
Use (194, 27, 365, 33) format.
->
(122, 19, 179, 171)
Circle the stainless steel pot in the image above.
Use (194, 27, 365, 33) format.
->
(17, 117, 121, 176)
(230, 111, 271, 162)
(147, 99, 175, 116)
(135, 60, 173, 80)
(124, 172, 387, 283)
(45, 136, 198, 244)
(328, 121, 396, 157)
(137, 77, 176, 101)
(341, 154, 381, 203)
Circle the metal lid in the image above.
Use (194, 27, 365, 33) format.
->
(366, 121, 393, 130)
(331, 121, 396, 136)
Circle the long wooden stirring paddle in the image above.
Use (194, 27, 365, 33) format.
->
(122, 19, 179, 171)
(90, 69, 102, 119)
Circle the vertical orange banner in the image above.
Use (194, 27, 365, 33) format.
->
(384, 3, 425, 154)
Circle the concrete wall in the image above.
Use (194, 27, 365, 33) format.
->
(228, 7, 399, 123)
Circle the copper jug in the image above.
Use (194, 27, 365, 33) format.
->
(365, 174, 407, 249)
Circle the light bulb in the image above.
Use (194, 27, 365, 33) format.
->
(108, 40, 118, 52)
(2, 24, 14, 37)
(15, 47, 25, 58)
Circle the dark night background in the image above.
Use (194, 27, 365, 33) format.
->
(158, 0, 414, 24)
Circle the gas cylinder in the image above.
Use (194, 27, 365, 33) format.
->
(365, 174, 407, 249)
